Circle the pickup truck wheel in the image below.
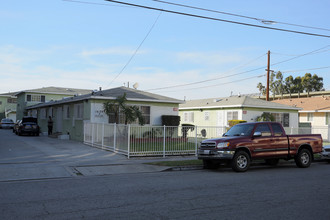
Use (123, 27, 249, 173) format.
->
(231, 151, 250, 172)
(203, 160, 219, 169)
(295, 149, 312, 168)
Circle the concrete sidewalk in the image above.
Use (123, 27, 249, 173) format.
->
(0, 129, 196, 182)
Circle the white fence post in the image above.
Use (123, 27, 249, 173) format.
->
(163, 125, 166, 158)
(102, 123, 104, 149)
(92, 123, 95, 147)
(127, 124, 131, 158)
(114, 123, 116, 151)
(83, 122, 86, 143)
(195, 125, 198, 156)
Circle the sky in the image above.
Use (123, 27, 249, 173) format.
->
(1, 0, 329, 100)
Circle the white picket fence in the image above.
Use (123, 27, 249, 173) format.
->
(83, 122, 227, 158)
(84, 122, 330, 158)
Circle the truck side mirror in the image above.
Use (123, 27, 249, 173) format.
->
(253, 131, 262, 137)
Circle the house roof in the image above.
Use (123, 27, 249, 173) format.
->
(272, 96, 330, 112)
(180, 96, 300, 111)
(0, 92, 17, 97)
(14, 86, 91, 96)
(26, 86, 183, 109)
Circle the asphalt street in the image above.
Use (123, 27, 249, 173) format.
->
(0, 129, 179, 182)
(1, 128, 330, 219)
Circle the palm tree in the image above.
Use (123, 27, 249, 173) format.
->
(103, 93, 145, 125)
(256, 82, 266, 97)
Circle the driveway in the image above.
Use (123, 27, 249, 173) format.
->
(0, 129, 170, 182)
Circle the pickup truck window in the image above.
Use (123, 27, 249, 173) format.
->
(254, 124, 271, 136)
(224, 124, 254, 137)
(271, 123, 283, 136)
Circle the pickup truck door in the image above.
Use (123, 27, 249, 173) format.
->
(270, 123, 289, 157)
(251, 124, 275, 158)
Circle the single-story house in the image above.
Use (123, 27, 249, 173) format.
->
(26, 86, 184, 141)
(272, 96, 330, 127)
(179, 95, 300, 128)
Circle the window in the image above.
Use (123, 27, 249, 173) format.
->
(254, 124, 271, 136)
(64, 105, 70, 119)
(183, 112, 194, 123)
(307, 113, 313, 122)
(140, 106, 150, 124)
(227, 111, 238, 121)
(271, 113, 290, 127)
(7, 98, 17, 103)
(271, 123, 283, 136)
(227, 111, 238, 125)
(326, 113, 330, 125)
(26, 94, 46, 103)
(204, 112, 210, 121)
(107, 105, 150, 124)
(74, 104, 84, 119)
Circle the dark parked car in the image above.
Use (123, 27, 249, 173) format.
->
(321, 145, 330, 163)
(16, 116, 40, 136)
(0, 118, 15, 129)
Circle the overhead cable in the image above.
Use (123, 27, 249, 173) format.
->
(106, 11, 162, 88)
(162, 74, 266, 93)
(105, 0, 330, 38)
(152, 0, 330, 32)
(147, 53, 267, 91)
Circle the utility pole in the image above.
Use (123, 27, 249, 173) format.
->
(266, 50, 270, 101)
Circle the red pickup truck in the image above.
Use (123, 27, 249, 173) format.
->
(198, 122, 323, 172)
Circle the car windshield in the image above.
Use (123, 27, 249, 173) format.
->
(224, 124, 255, 137)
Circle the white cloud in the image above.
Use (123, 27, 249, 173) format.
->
(0, 45, 263, 100)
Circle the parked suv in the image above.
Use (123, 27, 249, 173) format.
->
(16, 116, 40, 136)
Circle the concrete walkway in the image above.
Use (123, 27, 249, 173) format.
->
(0, 129, 197, 182)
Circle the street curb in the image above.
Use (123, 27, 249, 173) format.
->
(165, 165, 203, 171)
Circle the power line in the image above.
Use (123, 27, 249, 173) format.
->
(161, 74, 266, 93)
(271, 48, 330, 57)
(106, 11, 162, 88)
(281, 66, 330, 74)
(148, 45, 330, 92)
(152, 0, 330, 32)
(63, 0, 130, 7)
(272, 45, 330, 66)
(105, 0, 330, 38)
(147, 53, 267, 91)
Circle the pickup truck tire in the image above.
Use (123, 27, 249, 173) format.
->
(203, 160, 220, 169)
(295, 149, 312, 168)
(231, 151, 250, 172)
